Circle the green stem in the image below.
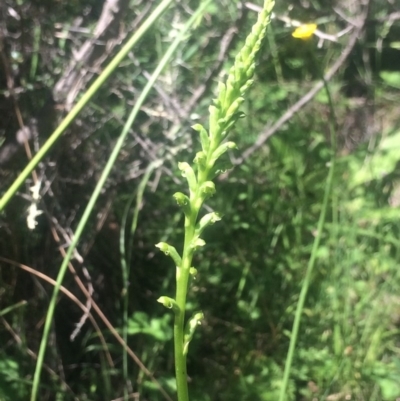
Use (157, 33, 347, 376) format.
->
(174, 215, 198, 401)
(120, 161, 161, 400)
(278, 47, 337, 401)
(174, 301, 189, 401)
(278, 156, 335, 401)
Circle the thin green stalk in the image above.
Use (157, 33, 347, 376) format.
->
(278, 152, 335, 401)
(267, 24, 284, 85)
(0, 0, 174, 212)
(174, 217, 198, 401)
(30, 2, 210, 399)
(156, 3, 274, 400)
(120, 190, 136, 401)
(120, 161, 162, 401)
(0, 300, 27, 317)
(278, 47, 338, 401)
(30, 23, 41, 80)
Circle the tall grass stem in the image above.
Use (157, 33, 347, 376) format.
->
(278, 48, 338, 401)
(30, 3, 211, 399)
(0, 0, 174, 213)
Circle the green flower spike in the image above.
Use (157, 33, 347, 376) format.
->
(156, 2, 274, 400)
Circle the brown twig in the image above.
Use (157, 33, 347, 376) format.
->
(46, 219, 173, 401)
(0, 253, 173, 401)
(0, 255, 113, 368)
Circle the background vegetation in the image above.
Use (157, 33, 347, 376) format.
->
(1, 0, 400, 400)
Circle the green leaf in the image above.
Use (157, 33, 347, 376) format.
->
(350, 129, 400, 187)
(380, 71, 400, 88)
(127, 312, 173, 341)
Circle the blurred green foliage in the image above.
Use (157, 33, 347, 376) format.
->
(1, 0, 400, 400)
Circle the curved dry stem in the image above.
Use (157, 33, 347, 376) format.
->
(0, 255, 173, 401)
(0, 256, 113, 366)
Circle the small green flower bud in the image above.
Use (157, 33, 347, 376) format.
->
(225, 97, 244, 119)
(209, 105, 221, 140)
(191, 237, 205, 249)
(225, 80, 240, 106)
(157, 296, 180, 314)
(196, 212, 221, 236)
(217, 81, 227, 106)
(192, 123, 210, 153)
(173, 192, 189, 207)
(245, 63, 255, 80)
(155, 242, 182, 267)
(193, 151, 207, 170)
(234, 61, 246, 82)
(178, 162, 197, 193)
(155, 242, 169, 254)
(199, 181, 216, 199)
(183, 312, 204, 355)
(173, 192, 191, 216)
(211, 141, 237, 163)
(240, 80, 254, 93)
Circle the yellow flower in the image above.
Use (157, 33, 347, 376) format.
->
(292, 23, 317, 39)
